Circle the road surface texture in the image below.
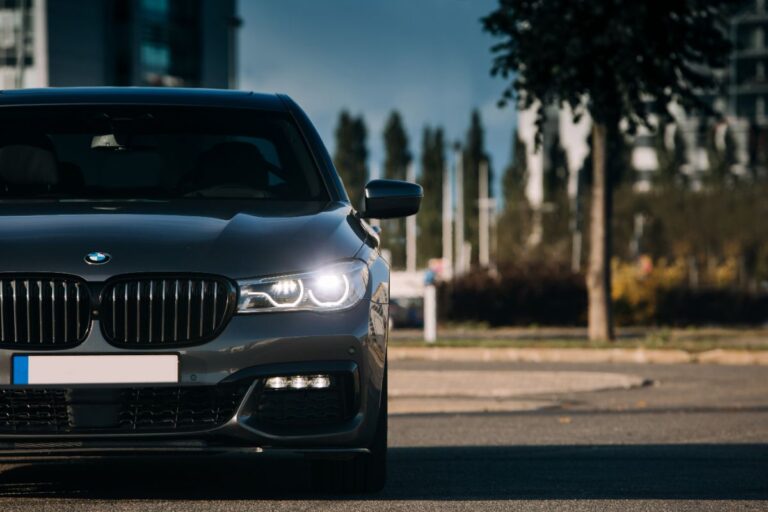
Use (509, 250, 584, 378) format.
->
(0, 361, 766, 511)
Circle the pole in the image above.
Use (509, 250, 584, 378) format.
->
(571, 231, 582, 273)
(424, 283, 437, 343)
(441, 162, 453, 279)
(490, 197, 498, 272)
(478, 160, 490, 267)
(454, 145, 465, 276)
(570, 163, 582, 273)
(406, 162, 417, 272)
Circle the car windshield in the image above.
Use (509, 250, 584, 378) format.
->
(0, 106, 328, 201)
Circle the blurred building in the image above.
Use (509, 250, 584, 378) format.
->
(0, 0, 239, 90)
(731, 0, 768, 123)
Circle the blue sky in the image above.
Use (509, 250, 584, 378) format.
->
(237, 0, 515, 196)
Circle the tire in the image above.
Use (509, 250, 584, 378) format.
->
(311, 367, 388, 494)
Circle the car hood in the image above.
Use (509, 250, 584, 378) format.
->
(0, 200, 366, 281)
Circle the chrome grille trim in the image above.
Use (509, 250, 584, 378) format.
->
(63, 282, 68, 341)
(0, 276, 90, 347)
(37, 280, 43, 343)
(173, 280, 179, 341)
(101, 277, 234, 347)
(76, 283, 81, 337)
(24, 281, 30, 342)
(0, 284, 4, 340)
(50, 280, 55, 344)
(11, 281, 18, 342)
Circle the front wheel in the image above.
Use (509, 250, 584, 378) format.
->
(311, 367, 387, 493)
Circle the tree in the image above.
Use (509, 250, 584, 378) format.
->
(542, 131, 571, 254)
(418, 126, 445, 267)
(498, 132, 532, 260)
(462, 110, 492, 264)
(483, 0, 737, 340)
(578, 127, 634, 190)
(748, 122, 768, 181)
(333, 110, 368, 208)
(705, 123, 738, 187)
(654, 122, 689, 189)
(608, 126, 636, 188)
(544, 131, 568, 201)
(503, 133, 528, 206)
(381, 111, 412, 268)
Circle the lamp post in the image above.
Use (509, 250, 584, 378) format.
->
(454, 143, 465, 276)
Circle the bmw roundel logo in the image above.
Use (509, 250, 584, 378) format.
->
(84, 251, 111, 265)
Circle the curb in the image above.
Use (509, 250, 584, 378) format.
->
(389, 346, 768, 366)
(694, 349, 768, 366)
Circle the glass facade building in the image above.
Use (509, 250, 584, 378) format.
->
(0, 0, 237, 90)
(0, 0, 39, 89)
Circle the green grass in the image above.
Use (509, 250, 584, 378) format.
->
(389, 329, 768, 352)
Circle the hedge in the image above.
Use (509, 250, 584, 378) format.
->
(438, 265, 768, 327)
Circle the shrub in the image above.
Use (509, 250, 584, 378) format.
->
(654, 288, 768, 326)
(438, 259, 768, 327)
(438, 263, 586, 326)
(612, 258, 686, 325)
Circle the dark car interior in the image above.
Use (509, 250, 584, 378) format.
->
(0, 107, 327, 201)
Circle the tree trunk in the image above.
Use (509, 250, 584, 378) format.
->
(587, 122, 615, 341)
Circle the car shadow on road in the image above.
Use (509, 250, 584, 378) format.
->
(0, 444, 765, 500)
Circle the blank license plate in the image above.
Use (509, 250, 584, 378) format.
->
(12, 355, 179, 385)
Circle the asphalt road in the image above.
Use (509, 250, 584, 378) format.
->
(0, 361, 766, 511)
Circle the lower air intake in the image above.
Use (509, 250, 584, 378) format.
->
(248, 373, 357, 431)
(0, 383, 249, 434)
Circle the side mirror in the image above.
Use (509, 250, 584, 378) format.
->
(362, 179, 423, 219)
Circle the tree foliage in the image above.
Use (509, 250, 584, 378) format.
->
(748, 123, 768, 181)
(611, 185, 768, 288)
(482, 0, 738, 130)
(577, 128, 634, 189)
(543, 131, 568, 201)
(333, 110, 368, 208)
(381, 111, 412, 268)
(705, 124, 738, 187)
(498, 132, 532, 261)
(503, 133, 528, 206)
(654, 123, 689, 189)
(383, 111, 411, 181)
(462, 110, 492, 264)
(418, 126, 445, 266)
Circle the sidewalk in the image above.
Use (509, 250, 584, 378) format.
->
(389, 346, 768, 365)
(388, 368, 648, 415)
(390, 369, 646, 398)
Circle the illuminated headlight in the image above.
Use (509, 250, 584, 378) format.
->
(237, 260, 369, 313)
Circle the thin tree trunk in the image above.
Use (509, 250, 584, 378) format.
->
(587, 122, 614, 341)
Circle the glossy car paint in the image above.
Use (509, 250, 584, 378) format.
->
(0, 88, 389, 453)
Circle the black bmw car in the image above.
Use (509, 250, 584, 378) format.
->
(0, 88, 421, 493)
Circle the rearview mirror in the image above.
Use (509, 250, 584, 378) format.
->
(362, 179, 423, 219)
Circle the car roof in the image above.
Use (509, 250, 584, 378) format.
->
(0, 87, 288, 111)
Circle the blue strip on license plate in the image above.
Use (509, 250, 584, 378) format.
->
(12, 355, 29, 385)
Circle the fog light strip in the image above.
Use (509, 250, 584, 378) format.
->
(265, 374, 332, 390)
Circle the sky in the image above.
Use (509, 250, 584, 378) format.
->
(237, 0, 516, 197)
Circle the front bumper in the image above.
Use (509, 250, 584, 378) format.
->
(0, 298, 388, 456)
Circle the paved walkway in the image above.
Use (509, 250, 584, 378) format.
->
(389, 368, 648, 414)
